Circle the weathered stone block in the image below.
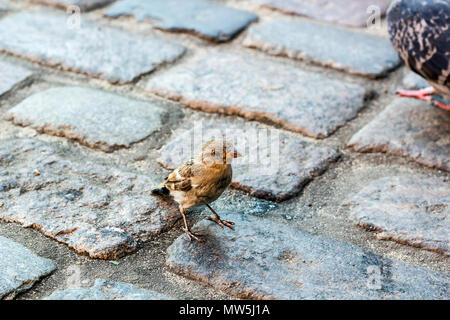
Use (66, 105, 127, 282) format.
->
(0, 61, 32, 96)
(31, 0, 115, 11)
(106, 0, 258, 42)
(158, 121, 340, 201)
(348, 99, 450, 171)
(243, 19, 400, 78)
(0, 12, 186, 84)
(347, 176, 449, 256)
(0, 236, 56, 299)
(402, 70, 429, 90)
(258, 0, 391, 27)
(167, 212, 450, 299)
(0, 139, 180, 259)
(146, 52, 366, 138)
(44, 279, 171, 300)
(0, 2, 8, 11)
(5, 87, 167, 152)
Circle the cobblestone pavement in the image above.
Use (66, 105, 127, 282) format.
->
(0, 0, 448, 300)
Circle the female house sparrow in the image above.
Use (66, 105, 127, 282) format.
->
(152, 140, 240, 242)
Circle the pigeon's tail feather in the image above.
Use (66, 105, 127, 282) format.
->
(151, 184, 170, 196)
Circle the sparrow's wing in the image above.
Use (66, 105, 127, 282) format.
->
(164, 159, 204, 192)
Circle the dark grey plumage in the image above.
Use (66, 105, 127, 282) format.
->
(388, 0, 450, 97)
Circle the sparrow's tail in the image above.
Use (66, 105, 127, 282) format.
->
(151, 183, 170, 196)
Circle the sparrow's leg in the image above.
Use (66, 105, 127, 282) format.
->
(180, 207, 203, 242)
(395, 87, 436, 101)
(205, 204, 235, 230)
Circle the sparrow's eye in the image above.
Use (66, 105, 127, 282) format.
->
(211, 149, 215, 156)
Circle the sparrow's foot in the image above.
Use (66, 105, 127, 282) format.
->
(206, 215, 235, 230)
(204, 203, 235, 230)
(395, 87, 436, 101)
(183, 227, 204, 243)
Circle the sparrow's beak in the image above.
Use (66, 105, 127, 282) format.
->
(226, 150, 241, 159)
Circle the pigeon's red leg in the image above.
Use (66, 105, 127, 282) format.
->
(396, 87, 450, 111)
(205, 204, 235, 230)
(432, 100, 450, 111)
(395, 87, 436, 101)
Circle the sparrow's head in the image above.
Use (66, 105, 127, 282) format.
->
(199, 139, 240, 165)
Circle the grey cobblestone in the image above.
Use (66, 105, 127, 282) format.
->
(243, 19, 400, 78)
(0, 61, 33, 96)
(0, 12, 186, 84)
(0, 0, 449, 300)
(157, 121, 340, 202)
(31, 0, 115, 11)
(257, 0, 391, 27)
(44, 279, 171, 300)
(167, 211, 450, 299)
(105, 0, 258, 42)
(0, 235, 56, 299)
(5, 86, 168, 152)
(146, 51, 366, 138)
(347, 175, 449, 256)
(0, 2, 8, 11)
(348, 99, 450, 171)
(0, 139, 180, 259)
(402, 70, 429, 90)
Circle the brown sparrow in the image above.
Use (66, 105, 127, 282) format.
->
(152, 139, 240, 242)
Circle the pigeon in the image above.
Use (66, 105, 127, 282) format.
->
(152, 139, 240, 242)
(387, 0, 450, 110)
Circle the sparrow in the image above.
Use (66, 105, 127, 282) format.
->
(388, 0, 450, 111)
(151, 139, 240, 242)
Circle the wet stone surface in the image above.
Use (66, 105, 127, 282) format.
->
(5, 87, 168, 152)
(0, 139, 180, 260)
(31, 0, 115, 11)
(158, 121, 340, 202)
(44, 279, 171, 300)
(0, 61, 33, 96)
(0, 236, 56, 299)
(346, 176, 450, 256)
(146, 52, 366, 138)
(105, 0, 258, 42)
(243, 19, 400, 78)
(0, 12, 186, 84)
(209, 189, 278, 218)
(257, 0, 391, 27)
(167, 212, 450, 299)
(348, 99, 450, 171)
